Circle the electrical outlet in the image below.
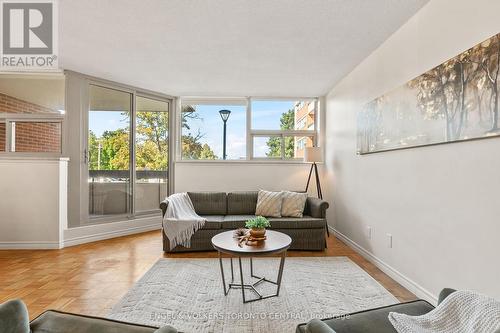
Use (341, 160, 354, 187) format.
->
(386, 233, 392, 248)
(366, 226, 372, 240)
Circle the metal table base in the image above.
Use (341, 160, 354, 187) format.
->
(218, 252, 286, 303)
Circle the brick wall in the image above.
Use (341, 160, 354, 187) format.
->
(0, 93, 61, 152)
(0, 123, 5, 152)
(14, 122, 61, 152)
(0, 93, 56, 114)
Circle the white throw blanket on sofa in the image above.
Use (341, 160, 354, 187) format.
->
(389, 290, 500, 333)
(162, 193, 206, 250)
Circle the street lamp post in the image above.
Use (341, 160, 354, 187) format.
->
(219, 109, 231, 160)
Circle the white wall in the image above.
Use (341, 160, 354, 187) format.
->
(175, 162, 321, 194)
(0, 157, 68, 249)
(325, 0, 500, 302)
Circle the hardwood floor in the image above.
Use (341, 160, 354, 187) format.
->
(0, 230, 416, 320)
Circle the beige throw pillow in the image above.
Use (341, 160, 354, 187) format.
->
(255, 190, 283, 217)
(281, 191, 308, 217)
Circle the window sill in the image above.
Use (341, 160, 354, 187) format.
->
(0, 154, 69, 161)
(175, 159, 321, 165)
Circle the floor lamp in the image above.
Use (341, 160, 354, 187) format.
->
(304, 147, 323, 199)
(304, 146, 328, 237)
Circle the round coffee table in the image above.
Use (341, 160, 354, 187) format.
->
(211, 230, 292, 303)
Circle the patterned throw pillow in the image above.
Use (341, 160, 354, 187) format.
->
(281, 191, 308, 217)
(255, 190, 283, 217)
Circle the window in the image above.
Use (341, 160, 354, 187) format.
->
(253, 136, 281, 158)
(13, 121, 61, 152)
(0, 75, 65, 154)
(180, 100, 246, 160)
(178, 97, 319, 161)
(250, 99, 317, 159)
(87, 84, 171, 220)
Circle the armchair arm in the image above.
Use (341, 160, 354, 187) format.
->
(305, 319, 336, 333)
(438, 288, 456, 305)
(306, 197, 329, 218)
(160, 199, 169, 218)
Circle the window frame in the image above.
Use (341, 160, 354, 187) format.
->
(0, 113, 64, 157)
(178, 96, 319, 162)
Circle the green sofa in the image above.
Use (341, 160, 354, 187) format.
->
(160, 191, 329, 252)
(296, 288, 456, 333)
(29, 310, 174, 333)
(0, 299, 177, 333)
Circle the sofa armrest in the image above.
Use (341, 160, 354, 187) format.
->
(306, 197, 329, 218)
(305, 319, 336, 333)
(438, 288, 456, 305)
(160, 199, 169, 218)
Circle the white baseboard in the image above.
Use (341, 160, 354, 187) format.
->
(330, 226, 438, 304)
(0, 241, 62, 249)
(63, 217, 162, 248)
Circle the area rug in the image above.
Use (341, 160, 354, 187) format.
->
(108, 257, 398, 333)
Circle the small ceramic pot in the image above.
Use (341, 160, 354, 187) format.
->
(249, 228, 266, 238)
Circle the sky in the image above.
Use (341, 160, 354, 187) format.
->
(89, 100, 296, 159)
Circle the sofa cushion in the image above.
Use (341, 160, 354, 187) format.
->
(187, 192, 227, 215)
(30, 310, 157, 333)
(222, 215, 257, 229)
(269, 216, 325, 229)
(227, 191, 258, 215)
(281, 191, 308, 217)
(199, 215, 224, 229)
(295, 300, 434, 333)
(255, 190, 283, 217)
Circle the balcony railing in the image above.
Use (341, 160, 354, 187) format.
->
(89, 170, 168, 216)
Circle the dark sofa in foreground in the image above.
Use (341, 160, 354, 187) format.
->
(160, 191, 329, 252)
(30, 310, 171, 333)
(296, 288, 456, 333)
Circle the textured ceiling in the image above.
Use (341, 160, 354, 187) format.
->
(59, 0, 429, 97)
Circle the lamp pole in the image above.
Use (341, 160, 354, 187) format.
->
(219, 110, 231, 160)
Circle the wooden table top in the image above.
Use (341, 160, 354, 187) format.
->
(211, 230, 292, 256)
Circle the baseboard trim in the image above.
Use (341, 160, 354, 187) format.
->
(0, 241, 62, 250)
(63, 222, 161, 248)
(330, 226, 437, 304)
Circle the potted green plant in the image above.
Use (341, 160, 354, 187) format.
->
(245, 216, 271, 238)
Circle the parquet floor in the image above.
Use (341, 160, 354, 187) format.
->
(0, 230, 416, 320)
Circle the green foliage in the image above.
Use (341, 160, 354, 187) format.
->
(88, 128, 129, 170)
(245, 216, 271, 229)
(266, 109, 295, 158)
(89, 105, 217, 171)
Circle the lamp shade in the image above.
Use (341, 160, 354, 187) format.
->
(304, 147, 322, 163)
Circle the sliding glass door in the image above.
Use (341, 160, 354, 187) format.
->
(135, 96, 169, 214)
(86, 84, 170, 222)
(88, 85, 132, 217)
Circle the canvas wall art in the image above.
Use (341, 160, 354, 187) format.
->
(357, 33, 500, 154)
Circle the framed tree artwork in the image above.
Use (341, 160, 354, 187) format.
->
(357, 33, 500, 154)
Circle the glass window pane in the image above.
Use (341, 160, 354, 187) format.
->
(12, 122, 61, 152)
(88, 85, 131, 217)
(135, 96, 169, 213)
(251, 100, 315, 130)
(253, 136, 282, 158)
(294, 101, 316, 131)
(181, 103, 246, 160)
(286, 135, 314, 159)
